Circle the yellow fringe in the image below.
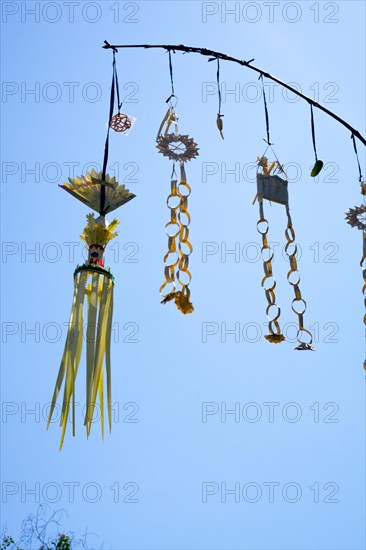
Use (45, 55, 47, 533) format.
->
(48, 271, 114, 449)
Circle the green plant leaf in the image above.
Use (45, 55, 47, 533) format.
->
(311, 159, 323, 177)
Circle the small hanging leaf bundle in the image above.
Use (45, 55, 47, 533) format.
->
(309, 104, 324, 177)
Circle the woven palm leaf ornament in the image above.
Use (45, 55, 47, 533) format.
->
(48, 48, 136, 449)
(254, 75, 314, 350)
(211, 57, 224, 140)
(345, 134, 366, 372)
(45, 42, 366, 450)
(157, 50, 199, 314)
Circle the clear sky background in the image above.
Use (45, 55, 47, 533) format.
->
(1, 1, 365, 549)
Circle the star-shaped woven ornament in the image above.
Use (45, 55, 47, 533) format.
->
(156, 133, 199, 163)
(345, 204, 366, 230)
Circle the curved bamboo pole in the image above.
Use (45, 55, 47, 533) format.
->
(103, 41, 366, 147)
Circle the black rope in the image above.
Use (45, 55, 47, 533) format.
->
(101, 49, 117, 214)
(310, 104, 318, 162)
(217, 58, 223, 118)
(259, 74, 271, 145)
(351, 133, 364, 183)
(166, 49, 176, 103)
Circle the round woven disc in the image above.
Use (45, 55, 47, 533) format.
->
(156, 133, 199, 162)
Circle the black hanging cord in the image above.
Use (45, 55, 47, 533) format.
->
(166, 49, 176, 103)
(310, 104, 318, 162)
(101, 49, 118, 215)
(351, 133, 364, 183)
(113, 52, 122, 112)
(259, 74, 271, 145)
(217, 58, 223, 119)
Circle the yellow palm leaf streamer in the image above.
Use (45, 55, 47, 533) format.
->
(48, 47, 136, 449)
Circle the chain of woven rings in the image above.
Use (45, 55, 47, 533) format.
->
(257, 200, 313, 347)
(284, 205, 313, 347)
(257, 201, 283, 342)
(176, 163, 193, 303)
(160, 171, 180, 297)
(160, 163, 193, 307)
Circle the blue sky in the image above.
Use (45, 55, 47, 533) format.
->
(1, 1, 365, 548)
